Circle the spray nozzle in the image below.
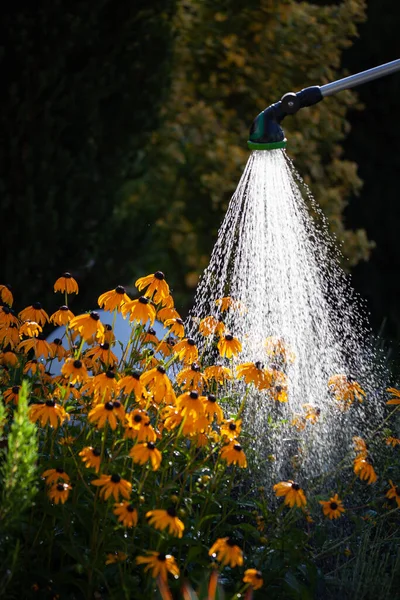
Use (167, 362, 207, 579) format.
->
(248, 86, 323, 151)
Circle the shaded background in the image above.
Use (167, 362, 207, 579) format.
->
(0, 0, 399, 352)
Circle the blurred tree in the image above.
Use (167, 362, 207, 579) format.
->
(0, 0, 176, 311)
(122, 0, 372, 311)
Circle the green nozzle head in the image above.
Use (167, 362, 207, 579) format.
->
(248, 104, 287, 151)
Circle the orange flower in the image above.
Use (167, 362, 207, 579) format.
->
(0, 284, 13, 306)
(135, 272, 170, 303)
(273, 481, 307, 507)
(29, 400, 68, 428)
(319, 493, 345, 519)
(353, 455, 377, 484)
(88, 401, 125, 430)
(98, 286, 130, 312)
(92, 474, 132, 501)
(54, 272, 79, 295)
(130, 442, 162, 471)
(69, 312, 105, 342)
(174, 338, 199, 365)
(121, 297, 156, 326)
(199, 315, 225, 337)
(140, 366, 175, 405)
(136, 551, 179, 581)
(49, 306, 75, 326)
(19, 303, 49, 326)
(209, 537, 243, 568)
(386, 387, 400, 405)
(220, 441, 247, 468)
(217, 334, 242, 359)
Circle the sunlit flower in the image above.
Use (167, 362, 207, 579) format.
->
(0, 284, 13, 306)
(113, 502, 139, 527)
(0, 323, 20, 349)
(269, 370, 288, 402)
(92, 370, 120, 401)
(49, 306, 75, 326)
(243, 569, 264, 590)
(124, 410, 156, 442)
(215, 297, 238, 312)
(42, 468, 70, 486)
(54, 273, 79, 295)
(119, 372, 146, 400)
(21, 306, 49, 330)
(157, 336, 177, 358)
(220, 441, 247, 468)
(88, 401, 125, 430)
(291, 414, 306, 431)
(49, 338, 68, 362)
(92, 473, 132, 501)
(203, 394, 224, 423)
(146, 507, 185, 538)
(386, 436, 400, 447)
(105, 551, 128, 565)
(174, 338, 199, 365)
(199, 316, 225, 337)
(3, 385, 21, 405)
(264, 336, 295, 365)
(98, 286, 130, 312)
(0, 306, 18, 327)
(79, 447, 102, 473)
(303, 404, 321, 424)
(209, 537, 243, 568)
(328, 374, 365, 407)
(136, 272, 170, 303)
(103, 324, 116, 345)
(204, 365, 232, 384)
(319, 493, 345, 519)
(61, 358, 88, 383)
(47, 482, 72, 504)
(19, 321, 42, 338)
(69, 312, 105, 342)
(18, 334, 53, 359)
(182, 413, 209, 437)
(386, 387, 400, 405)
(141, 327, 159, 345)
(220, 419, 241, 440)
(236, 361, 271, 390)
(121, 296, 156, 326)
(164, 318, 185, 338)
(140, 366, 174, 404)
(176, 363, 207, 392)
(157, 305, 181, 323)
(130, 441, 162, 471)
(176, 390, 205, 417)
(136, 551, 179, 581)
(273, 481, 307, 507)
(353, 436, 368, 456)
(23, 358, 44, 374)
(29, 400, 68, 428)
(217, 334, 242, 359)
(161, 406, 183, 432)
(386, 480, 400, 507)
(353, 455, 377, 484)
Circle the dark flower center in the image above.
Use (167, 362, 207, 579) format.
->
(166, 336, 176, 346)
(291, 482, 300, 491)
(115, 285, 125, 294)
(147, 328, 156, 335)
(187, 338, 196, 346)
(347, 375, 356, 382)
(73, 360, 82, 369)
(154, 271, 165, 280)
(56, 467, 64, 473)
(57, 483, 65, 491)
(60, 305, 69, 311)
(101, 342, 110, 350)
(12, 386, 20, 394)
(255, 572, 263, 579)
(2, 306, 11, 314)
(90, 312, 100, 321)
(46, 400, 56, 407)
(134, 414, 142, 423)
(111, 474, 121, 483)
(4, 284, 12, 291)
(93, 448, 101, 457)
(113, 401, 121, 409)
(106, 371, 116, 379)
(157, 553, 166, 561)
(105, 324, 113, 331)
(176, 318, 184, 325)
(225, 334, 233, 341)
(127, 504, 135, 513)
(53, 338, 63, 346)
(191, 363, 200, 372)
(32, 302, 42, 310)
(255, 361, 264, 370)
(139, 296, 149, 305)
(229, 423, 237, 431)
(166, 507, 177, 517)
(37, 333, 46, 340)
(147, 442, 155, 450)
(208, 394, 216, 403)
(234, 444, 242, 452)
(396, 487, 400, 496)
(226, 538, 236, 547)
(105, 402, 114, 411)
(275, 385, 283, 393)
(62, 272, 72, 278)
(189, 391, 199, 399)
(330, 502, 338, 510)
(132, 371, 141, 379)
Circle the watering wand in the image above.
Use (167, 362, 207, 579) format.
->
(248, 59, 400, 150)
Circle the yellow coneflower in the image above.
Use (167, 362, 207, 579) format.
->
(130, 441, 162, 471)
(49, 306, 75, 326)
(42, 468, 70, 486)
(49, 338, 68, 362)
(140, 366, 174, 404)
(157, 336, 177, 358)
(136, 271, 170, 303)
(264, 336, 295, 365)
(105, 551, 128, 565)
(203, 394, 224, 423)
(29, 400, 68, 428)
(88, 401, 125, 430)
(61, 358, 88, 383)
(69, 311, 105, 343)
(164, 318, 185, 338)
(243, 569, 264, 590)
(157, 306, 181, 323)
(0, 284, 13, 306)
(386, 480, 400, 507)
(204, 365, 232, 384)
(23, 358, 44, 374)
(19, 303, 49, 326)
(176, 363, 207, 392)
(303, 404, 321, 424)
(141, 327, 159, 345)
(291, 414, 307, 431)
(220, 441, 247, 468)
(3, 385, 21, 405)
(273, 481, 307, 508)
(124, 410, 156, 442)
(386, 387, 400, 405)
(236, 361, 271, 390)
(54, 272, 79, 295)
(217, 334, 242, 359)
(121, 296, 156, 326)
(182, 412, 209, 437)
(0, 306, 19, 327)
(103, 324, 116, 345)
(209, 537, 243, 568)
(176, 390, 205, 417)
(85, 342, 118, 368)
(353, 436, 368, 456)
(199, 315, 225, 337)
(136, 551, 179, 581)
(215, 297, 235, 312)
(92, 473, 132, 501)
(174, 338, 199, 365)
(59, 435, 75, 446)
(92, 370, 120, 401)
(328, 374, 366, 407)
(98, 286, 131, 312)
(47, 482, 72, 504)
(17, 334, 53, 359)
(220, 418, 242, 440)
(146, 507, 185, 538)
(79, 447, 102, 473)
(319, 494, 345, 519)
(113, 502, 139, 527)
(353, 455, 377, 484)
(119, 372, 146, 400)
(269, 370, 288, 403)
(19, 321, 42, 338)
(0, 323, 20, 349)
(386, 436, 400, 447)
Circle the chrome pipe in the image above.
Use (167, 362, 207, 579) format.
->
(320, 59, 400, 97)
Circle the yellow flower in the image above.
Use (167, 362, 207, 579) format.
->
(61, 358, 88, 383)
(113, 502, 139, 527)
(157, 306, 181, 323)
(176, 363, 207, 392)
(54, 273, 79, 294)
(174, 338, 199, 365)
(386, 480, 400, 507)
(0, 306, 19, 327)
(19, 303, 49, 326)
(29, 400, 68, 428)
(0, 284, 13, 306)
(140, 366, 174, 405)
(42, 468, 70, 486)
(3, 385, 21, 405)
(269, 370, 288, 402)
(79, 447, 102, 473)
(203, 394, 224, 423)
(0, 323, 20, 349)
(92, 370, 120, 401)
(98, 286, 131, 312)
(47, 482, 72, 504)
(105, 551, 128, 565)
(146, 508, 185, 538)
(135, 272, 170, 303)
(217, 334, 242, 359)
(203, 365, 232, 384)
(49, 339, 68, 362)
(176, 390, 205, 417)
(69, 312, 105, 342)
(164, 317, 185, 338)
(291, 414, 306, 431)
(88, 401, 125, 430)
(199, 316, 225, 337)
(220, 419, 241, 440)
(303, 404, 321, 424)
(236, 361, 271, 390)
(386, 387, 400, 405)
(273, 481, 307, 508)
(121, 296, 156, 326)
(92, 474, 132, 501)
(319, 494, 345, 519)
(130, 441, 162, 471)
(386, 436, 400, 447)
(328, 374, 365, 408)
(353, 455, 377, 484)
(136, 551, 179, 581)
(19, 321, 42, 338)
(124, 410, 156, 442)
(209, 537, 243, 568)
(215, 297, 245, 312)
(264, 336, 295, 365)
(220, 441, 247, 468)
(243, 569, 264, 590)
(17, 334, 53, 359)
(353, 436, 368, 456)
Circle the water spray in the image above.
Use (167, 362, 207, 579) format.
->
(248, 58, 400, 150)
